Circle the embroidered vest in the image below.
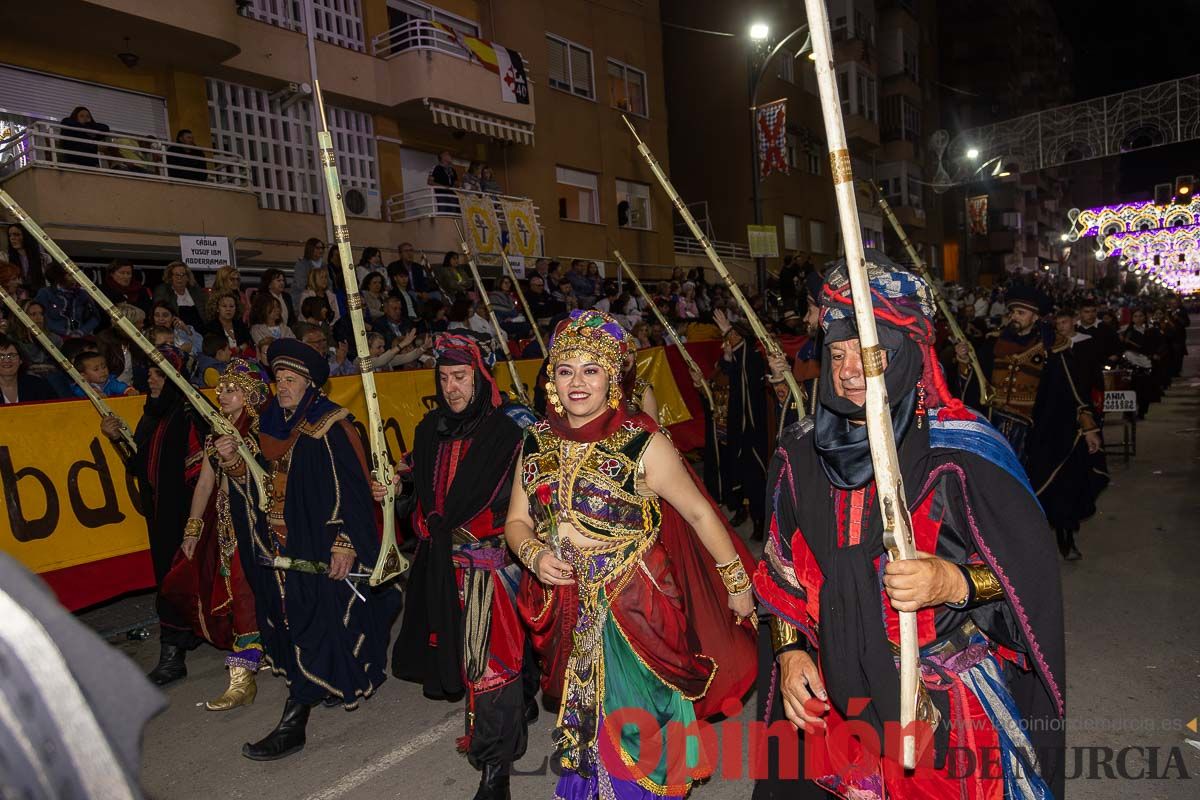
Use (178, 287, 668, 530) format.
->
(989, 338, 1046, 421)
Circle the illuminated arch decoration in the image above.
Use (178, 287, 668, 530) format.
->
(1065, 197, 1200, 247)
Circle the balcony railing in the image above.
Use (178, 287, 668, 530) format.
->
(0, 120, 251, 189)
(386, 186, 542, 225)
(673, 235, 752, 260)
(372, 19, 471, 60)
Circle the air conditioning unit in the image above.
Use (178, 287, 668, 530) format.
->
(343, 186, 381, 219)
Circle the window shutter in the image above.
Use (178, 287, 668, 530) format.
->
(0, 63, 168, 139)
(547, 38, 568, 85)
(569, 46, 593, 97)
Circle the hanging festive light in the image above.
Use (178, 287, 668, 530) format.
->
(1064, 197, 1200, 245)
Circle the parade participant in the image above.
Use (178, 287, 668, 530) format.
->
(158, 359, 266, 710)
(387, 331, 535, 800)
(754, 257, 1066, 799)
(1076, 297, 1121, 366)
(219, 338, 398, 761)
(100, 345, 203, 685)
(714, 308, 769, 537)
(507, 309, 757, 799)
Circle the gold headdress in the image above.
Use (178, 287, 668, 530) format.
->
(216, 358, 269, 431)
(546, 309, 632, 412)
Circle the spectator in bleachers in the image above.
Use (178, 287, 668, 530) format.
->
(209, 265, 250, 323)
(248, 291, 296, 347)
(154, 262, 207, 330)
(70, 350, 135, 398)
(390, 270, 421, 319)
(58, 107, 110, 168)
(526, 273, 563, 327)
(101, 259, 152, 314)
(367, 329, 427, 372)
(460, 161, 483, 192)
(360, 271, 387, 319)
(567, 259, 595, 307)
(97, 304, 145, 387)
(479, 164, 502, 194)
(423, 298, 449, 333)
(194, 333, 232, 387)
(387, 241, 438, 303)
(165, 129, 207, 182)
(107, 134, 156, 174)
(435, 251, 470, 298)
(9, 299, 62, 385)
(35, 263, 101, 339)
(555, 277, 578, 311)
(292, 238, 325, 310)
(6, 224, 48, 291)
(299, 266, 341, 324)
(256, 268, 294, 327)
(0, 335, 56, 404)
(300, 326, 355, 377)
(488, 275, 531, 340)
(676, 282, 700, 322)
(150, 299, 202, 355)
(204, 290, 253, 359)
(374, 293, 415, 343)
(355, 247, 385, 284)
(298, 295, 334, 344)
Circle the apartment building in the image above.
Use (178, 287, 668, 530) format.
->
(0, 0, 674, 277)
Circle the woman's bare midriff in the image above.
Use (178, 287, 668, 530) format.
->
(556, 520, 613, 552)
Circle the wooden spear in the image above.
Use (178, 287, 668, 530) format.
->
(867, 184, 995, 406)
(453, 220, 531, 405)
(0, 284, 137, 456)
(802, 0, 925, 768)
(310, 79, 409, 586)
(621, 115, 806, 411)
(0, 188, 270, 510)
(611, 249, 714, 408)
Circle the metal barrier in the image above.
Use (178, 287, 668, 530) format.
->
(371, 19, 472, 60)
(0, 121, 251, 188)
(672, 234, 752, 260)
(385, 186, 542, 226)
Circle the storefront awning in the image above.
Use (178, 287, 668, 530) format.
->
(426, 100, 534, 146)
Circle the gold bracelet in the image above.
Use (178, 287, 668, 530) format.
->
(183, 517, 204, 539)
(715, 557, 751, 595)
(965, 563, 1004, 603)
(517, 538, 549, 571)
(769, 617, 801, 654)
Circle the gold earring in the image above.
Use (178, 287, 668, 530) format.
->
(608, 380, 622, 409)
(546, 381, 564, 414)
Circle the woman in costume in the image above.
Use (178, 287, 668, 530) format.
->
(159, 359, 266, 710)
(505, 309, 756, 799)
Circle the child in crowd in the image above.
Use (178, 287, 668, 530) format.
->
(193, 332, 232, 387)
(70, 350, 136, 397)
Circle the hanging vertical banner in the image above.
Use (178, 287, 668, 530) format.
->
(756, 99, 789, 177)
(967, 194, 989, 235)
(455, 191, 503, 255)
(499, 197, 542, 257)
(496, 47, 531, 105)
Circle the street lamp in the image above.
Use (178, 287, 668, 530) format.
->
(747, 21, 810, 292)
(966, 147, 980, 159)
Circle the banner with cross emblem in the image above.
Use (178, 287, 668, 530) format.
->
(755, 98, 788, 178)
(499, 197, 542, 257)
(455, 191, 503, 255)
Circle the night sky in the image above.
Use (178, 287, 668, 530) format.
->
(1055, 0, 1200, 196)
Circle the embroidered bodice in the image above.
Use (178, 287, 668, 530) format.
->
(520, 418, 660, 543)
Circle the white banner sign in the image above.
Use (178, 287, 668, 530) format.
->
(507, 254, 526, 278)
(179, 235, 231, 272)
(1103, 390, 1137, 413)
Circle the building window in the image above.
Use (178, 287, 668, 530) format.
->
(903, 47, 919, 82)
(206, 78, 376, 213)
(246, 0, 366, 52)
(807, 143, 823, 176)
(776, 49, 796, 83)
(547, 35, 595, 100)
(902, 99, 921, 142)
(607, 60, 647, 117)
(783, 214, 802, 251)
(837, 67, 851, 116)
(616, 179, 651, 229)
(557, 166, 599, 223)
(386, 0, 479, 36)
(786, 132, 801, 170)
(907, 174, 924, 210)
(857, 72, 878, 122)
(809, 220, 827, 254)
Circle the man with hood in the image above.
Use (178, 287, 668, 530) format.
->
(390, 331, 535, 800)
(218, 338, 399, 761)
(754, 255, 1065, 799)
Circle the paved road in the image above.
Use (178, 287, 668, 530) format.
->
(92, 328, 1200, 799)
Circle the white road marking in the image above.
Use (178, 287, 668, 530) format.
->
(303, 715, 461, 800)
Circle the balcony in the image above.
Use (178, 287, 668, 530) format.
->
(370, 20, 535, 143)
(845, 113, 881, 151)
(386, 187, 543, 257)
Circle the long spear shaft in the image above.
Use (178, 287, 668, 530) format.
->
(869, 186, 994, 406)
(497, 248, 546, 354)
(310, 78, 408, 586)
(621, 115, 805, 411)
(453, 221, 530, 405)
(611, 249, 714, 407)
(0, 285, 137, 455)
(0, 188, 270, 509)
(803, 0, 922, 768)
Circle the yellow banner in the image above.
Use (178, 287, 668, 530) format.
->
(455, 190, 503, 255)
(0, 351, 687, 577)
(499, 197, 541, 257)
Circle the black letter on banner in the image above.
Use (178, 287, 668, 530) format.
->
(0, 446, 60, 541)
(68, 439, 126, 527)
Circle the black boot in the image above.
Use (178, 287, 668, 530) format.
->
(242, 698, 311, 761)
(751, 518, 765, 542)
(1063, 528, 1082, 561)
(472, 763, 511, 800)
(524, 698, 539, 725)
(146, 643, 187, 686)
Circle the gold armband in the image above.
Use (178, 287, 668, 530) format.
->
(715, 557, 752, 595)
(517, 538, 549, 571)
(183, 517, 204, 539)
(769, 617, 801, 654)
(221, 457, 247, 478)
(964, 563, 1004, 603)
(331, 533, 356, 555)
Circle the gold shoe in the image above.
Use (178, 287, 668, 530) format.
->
(205, 666, 257, 711)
